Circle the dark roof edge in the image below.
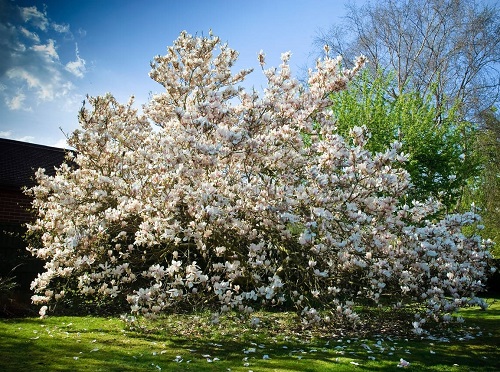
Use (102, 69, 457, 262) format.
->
(0, 137, 69, 153)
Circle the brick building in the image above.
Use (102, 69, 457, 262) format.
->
(0, 138, 67, 314)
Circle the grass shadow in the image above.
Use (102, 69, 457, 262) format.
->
(1, 297, 499, 371)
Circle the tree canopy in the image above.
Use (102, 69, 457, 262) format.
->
(316, 0, 500, 120)
(27, 32, 493, 334)
(315, 0, 500, 257)
(328, 70, 480, 212)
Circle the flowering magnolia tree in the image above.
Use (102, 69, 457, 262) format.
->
(27, 31, 493, 334)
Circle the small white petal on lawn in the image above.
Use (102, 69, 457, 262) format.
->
(397, 358, 410, 368)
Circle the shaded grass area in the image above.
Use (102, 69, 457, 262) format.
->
(0, 296, 499, 371)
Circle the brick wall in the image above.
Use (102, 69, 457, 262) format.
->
(0, 187, 38, 289)
(0, 188, 33, 224)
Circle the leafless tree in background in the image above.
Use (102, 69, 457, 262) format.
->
(315, 0, 500, 120)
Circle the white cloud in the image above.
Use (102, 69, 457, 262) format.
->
(6, 92, 31, 111)
(1, 3, 87, 110)
(6, 67, 40, 88)
(7, 67, 41, 90)
(0, 130, 34, 143)
(65, 44, 86, 78)
(52, 138, 69, 148)
(32, 39, 59, 61)
(7, 66, 58, 101)
(19, 26, 40, 43)
(20, 6, 49, 31)
(77, 28, 87, 38)
(17, 135, 35, 143)
(52, 23, 70, 34)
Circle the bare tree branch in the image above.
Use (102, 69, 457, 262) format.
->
(314, 0, 500, 121)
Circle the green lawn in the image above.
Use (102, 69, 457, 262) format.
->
(1, 296, 499, 371)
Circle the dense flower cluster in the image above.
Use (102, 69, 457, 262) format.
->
(27, 31, 493, 333)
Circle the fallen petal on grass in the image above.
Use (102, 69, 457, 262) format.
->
(397, 358, 410, 368)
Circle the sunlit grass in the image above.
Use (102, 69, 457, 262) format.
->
(1, 296, 499, 371)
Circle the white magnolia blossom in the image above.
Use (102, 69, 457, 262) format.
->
(27, 31, 493, 333)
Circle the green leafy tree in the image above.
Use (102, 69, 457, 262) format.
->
(462, 108, 500, 257)
(314, 0, 499, 256)
(328, 70, 480, 211)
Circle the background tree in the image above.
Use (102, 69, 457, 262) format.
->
(328, 70, 480, 212)
(315, 0, 500, 120)
(315, 0, 500, 255)
(462, 108, 500, 257)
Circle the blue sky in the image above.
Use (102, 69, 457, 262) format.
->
(0, 0, 363, 147)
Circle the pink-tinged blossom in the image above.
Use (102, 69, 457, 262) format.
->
(25, 31, 493, 333)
